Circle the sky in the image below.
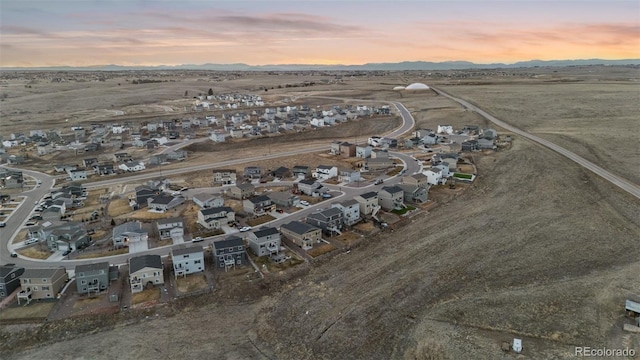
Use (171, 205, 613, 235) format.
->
(1, 0, 638, 67)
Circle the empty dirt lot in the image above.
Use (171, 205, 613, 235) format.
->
(2, 67, 639, 359)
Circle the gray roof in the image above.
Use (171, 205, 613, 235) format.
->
(212, 236, 244, 250)
(192, 193, 215, 202)
(235, 183, 255, 190)
(381, 185, 403, 194)
(249, 195, 271, 204)
(113, 221, 144, 238)
(298, 179, 317, 186)
(338, 199, 359, 207)
(75, 262, 109, 274)
(281, 221, 319, 235)
(22, 267, 66, 279)
(359, 191, 378, 199)
(0, 266, 24, 279)
(172, 245, 203, 257)
(200, 207, 232, 216)
(157, 217, 184, 225)
(252, 227, 279, 238)
(129, 254, 162, 273)
(150, 194, 175, 205)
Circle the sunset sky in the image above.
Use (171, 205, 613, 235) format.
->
(1, 0, 638, 67)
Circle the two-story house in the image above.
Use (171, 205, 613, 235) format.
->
(355, 145, 372, 159)
(192, 193, 224, 209)
(198, 207, 235, 229)
(171, 245, 204, 278)
(243, 166, 262, 180)
(229, 183, 255, 200)
(212, 169, 237, 185)
(75, 262, 110, 295)
(280, 221, 322, 250)
(399, 174, 430, 204)
(297, 179, 323, 196)
(67, 168, 88, 181)
(306, 207, 344, 234)
(17, 267, 68, 304)
(156, 217, 185, 243)
(331, 199, 361, 226)
(338, 169, 361, 184)
(212, 236, 247, 271)
(243, 195, 275, 216)
(378, 186, 405, 211)
(267, 191, 300, 208)
(423, 167, 445, 185)
(312, 165, 338, 181)
(147, 194, 185, 212)
(129, 255, 163, 293)
(246, 227, 281, 257)
(292, 165, 310, 179)
(0, 266, 25, 299)
(112, 221, 148, 251)
(354, 191, 379, 216)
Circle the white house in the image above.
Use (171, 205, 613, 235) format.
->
(312, 165, 338, 181)
(112, 124, 125, 134)
(422, 168, 445, 185)
(433, 162, 451, 178)
(338, 169, 361, 184)
(156, 217, 184, 243)
(119, 161, 145, 172)
(355, 145, 372, 159)
(113, 221, 148, 253)
(437, 125, 454, 135)
(310, 118, 325, 127)
(198, 207, 235, 229)
(129, 255, 163, 293)
(67, 168, 88, 181)
(209, 131, 227, 143)
(171, 245, 204, 278)
(192, 193, 224, 209)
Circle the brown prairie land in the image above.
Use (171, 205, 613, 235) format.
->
(2, 66, 639, 360)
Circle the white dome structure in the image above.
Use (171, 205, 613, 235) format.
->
(405, 82, 430, 90)
(393, 86, 406, 91)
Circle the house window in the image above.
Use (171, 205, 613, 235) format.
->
(237, 246, 243, 251)
(46, 293, 52, 298)
(194, 260, 201, 264)
(23, 279, 30, 284)
(33, 286, 38, 291)
(42, 286, 50, 291)
(81, 280, 87, 285)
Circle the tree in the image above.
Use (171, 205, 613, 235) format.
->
(111, 218, 116, 226)
(208, 88, 213, 96)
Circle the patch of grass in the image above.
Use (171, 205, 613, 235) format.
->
(391, 205, 416, 215)
(17, 246, 51, 260)
(131, 288, 160, 305)
(107, 198, 131, 217)
(308, 243, 337, 258)
(247, 214, 276, 227)
(0, 301, 55, 320)
(386, 166, 403, 176)
(452, 172, 473, 179)
(175, 274, 208, 293)
(76, 247, 128, 259)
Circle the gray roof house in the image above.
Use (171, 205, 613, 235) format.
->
(112, 221, 148, 252)
(378, 186, 405, 211)
(354, 191, 379, 216)
(18, 267, 68, 304)
(243, 195, 275, 216)
(75, 262, 110, 295)
(198, 207, 235, 229)
(229, 183, 255, 200)
(156, 217, 185, 243)
(192, 193, 223, 209)
(331, 199, 361, 226)
(306, 207, 344, 234)
(267, 191, 300, 208)
(171, 245, 204, 278)
(147, 194, 185, 212)
(212, 236, 247, 271)
(129, 255, 164, 293)
(246, 227, 281, 257)
(0, 266, 25, 299)
(36, 221, 89, 252)
(280, 221, 322, 250)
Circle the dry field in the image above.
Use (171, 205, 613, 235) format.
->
(2, 67, 639, 360)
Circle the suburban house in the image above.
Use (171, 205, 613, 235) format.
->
(280, 221, 322, 250)
(331, 199, 361, 226)
(482, 128, 498, 139)
(192, 193, 224, 209)
(229, 183, 255, 200)
(355, 145, 372, 158)
(306, 207, 344, 234)
(197, 207, 235, 229)
(0, 266, 25, 299)
(212, 169, 237, 185)
(365, 158, 394, 171)
(243, 195, 275, 216)
(433, 163, 451, 178)
(421, 133, 439, 145)
(338, 169, 361, 184)
(270, 166, 291, 179)
(244, 166, 262, 180)
(292, 165, 310, 179)
(129, 255, 164, 293)
(297, 179, 324, 196)
(75, 262, 109, 295)
(461, 140, 479, 152)
(37, 221, 89, 252)
(133, 185, 159, 209)
(378, 186, 405, 210)
(209, 131, 227, 143)
(212, 236, 247, 271)
(433, 153, 459, 172)
(147, 194, 185, 212)
(267, 191, 300, 207)
(112, 221, 148, 252)
(95, 164, 116, 176)
(17, 267, 68, 304)
(118, 161, 146, 172)
(399, 183, 429, 204)
(67, 168, 88, 181)
(156, 217, 185, 243)
(371, 149, 389, 159)
(354, 191, 379, 216)
(477, 137, 496, 150)
(171, 245, 204, 278)
(313, 165, 338, 181)
(437, 125, 454, 135)
(83, 158, 98, 168)
(246, 227, 281, 257)
(423, 168, 444, 185)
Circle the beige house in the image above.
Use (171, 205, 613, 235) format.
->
(229, 183, 255, 200)
(129, 255, 164, 293)
(17, 267, 68, 304)
(212, 169, 237, 185)
(354, 191, 379, 215)
(280, 221, 322, 250)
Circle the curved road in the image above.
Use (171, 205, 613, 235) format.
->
(431, 87, 640, 200)
(1, 102, 416, 268)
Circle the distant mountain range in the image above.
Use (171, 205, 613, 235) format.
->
(2, 59, 639, 71)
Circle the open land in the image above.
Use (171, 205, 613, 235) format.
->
(1, 66, 639, 359)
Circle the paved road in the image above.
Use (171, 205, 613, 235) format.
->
(431, 87, 640, 200)
(1, 102, 417, 268)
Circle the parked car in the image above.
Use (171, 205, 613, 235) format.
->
(321, 193, 332, 198)
(193, 237, 203, 242)
(239, 226, 252, 232)
(0, 222, 5, 227)
(374, 179, 384, 185)
(10, 253, 18, 258)
(299, 200, 310, 206)
(25, 221, 37, 226)
(276, 209, 284, 213)
(62, 249, 72, 256)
